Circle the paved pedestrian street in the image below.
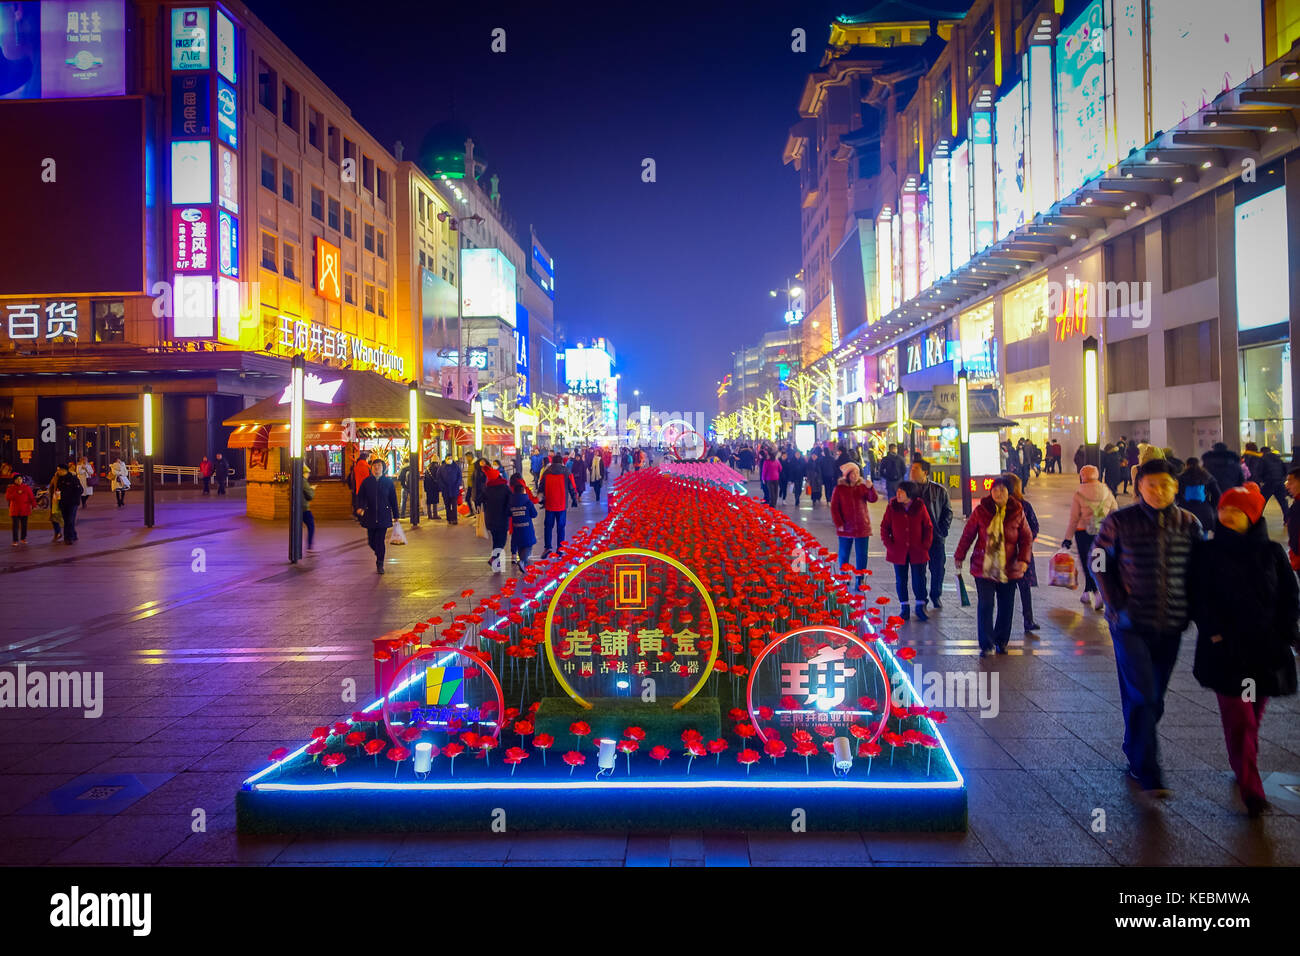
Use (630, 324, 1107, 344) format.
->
(2, 473, 1296, 867)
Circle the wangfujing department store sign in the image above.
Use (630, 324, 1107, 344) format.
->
(276, 315, 405, 377)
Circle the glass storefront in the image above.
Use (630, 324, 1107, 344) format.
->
(1239, 341, 1293, 453)
(1004, 370, 1051, 446)
(1003, 276, 1050, 344)
(957, 302, 997, 386)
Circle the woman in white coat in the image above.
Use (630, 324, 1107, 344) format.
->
(76, 457, 94, 508)
(108, 455, 130, 508)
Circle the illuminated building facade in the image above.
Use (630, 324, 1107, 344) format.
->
(809, 0, 1300, 457)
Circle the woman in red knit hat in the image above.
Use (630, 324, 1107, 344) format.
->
(1190, 482, 1299, 817)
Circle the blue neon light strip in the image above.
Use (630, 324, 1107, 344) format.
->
(253, 777, 962, 792)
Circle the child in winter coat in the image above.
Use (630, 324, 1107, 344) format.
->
(880, 480, 934, 620)
(1190, 482, 1299, 817)
(509, 475, 539, 569)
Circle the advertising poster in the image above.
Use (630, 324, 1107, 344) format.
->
(171, 140, 212, 204)
(216, 76, 237, 148)
(215, 8, 236, 84)
(971, 110, 995, 252)
(515, 302, 530, 405)
(420, 267, 459, 387)
(171, 73, 210, 138)
(171, 206, 213, 273)
(995, 82, 1025, 238)
(217, 209, 238, 279)
(950, 142, 971, 268)
(1056, 0, 1107, 198)
(0, 1, 127, 99)
(1235, 185, 1289, 331)
(1149, 0, 1262, 136)
(217, 144, 238, 213)
(461, 248, 517, 325)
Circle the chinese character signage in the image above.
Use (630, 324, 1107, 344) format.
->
(171, 7, 209, 70)
(215, 8, 236, 83)
(746, 626, 892, 745)
(217, 144, 238, 213)
(171, 206, 213, 273)
(0, 1, 128, 100)
(170, 74, 210, 138)
(3, 300, 78, 341)
(276, 314, 406, 377)
(543, 549, 719, 709)
(314, 237, 341, 302)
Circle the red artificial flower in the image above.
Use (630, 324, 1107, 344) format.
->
(791, 729, 813, 745)
(897, 646, 917, 662)
(310, 726, 329, 740)
(736, 748, 761, 773)
(305, 739, 326, 759)
(649, 745, 671, 765)
(345, 730, 366, 749)
(562, 750, 586, 775)
(764, 738, 787, 760)
(757, 705, 774, 721)
(813, 724, 835, 739)
(504, 747, 529, 774)
(364, 739, 386, 757)
(268, 747, 288, 762)
(858, 741, 882, 758)
(624, 726, 646, 741)
(514, 719, 534, 736)
(617, 739, 639, 755)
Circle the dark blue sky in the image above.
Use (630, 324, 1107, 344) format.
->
(246, 0, 849, 411)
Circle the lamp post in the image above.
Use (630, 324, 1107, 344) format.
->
(1082, 335, 1100, 469)
(288, 354, 305, 563)
(770, 276, 805, 325)
(895, 386, 908, 458)
(142, 386, 155, 528)
(958, 369, 972, 517)
(408, 380, 420, 528)
(472, 398, 483, 455)
(438, 210, 484, 404)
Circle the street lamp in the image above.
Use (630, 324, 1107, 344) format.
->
(472, 397, 483, 454)
(288, 354, 305, 563)
(1082, 335, 1100, 468)
(142, 386, 155, 528)
(895, 386, 907, 452)
(770, 275, 805, 325)
(958, 370, 972, 517)
(408, 380, 420, 528)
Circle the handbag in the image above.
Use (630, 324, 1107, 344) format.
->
(957, 573, 971, 607)
(474, 511, 487, 539)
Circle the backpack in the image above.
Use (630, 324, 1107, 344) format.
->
(1085, 496, 1109, 536)
(1182, 483, 1206, 503)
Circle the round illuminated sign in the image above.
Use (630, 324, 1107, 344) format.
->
(542, 548, 720, 710)
(382, 646, 505, 752)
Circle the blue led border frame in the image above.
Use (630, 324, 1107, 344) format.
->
(237, 503, 967, 831)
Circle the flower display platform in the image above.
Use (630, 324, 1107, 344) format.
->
(238, 470, 967, 834)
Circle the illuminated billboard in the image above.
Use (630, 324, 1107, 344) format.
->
(565, 346, 612, 392)
(461, 248, 517, 326)
(171, 206, 213, 273)
(900, 191, 919, 301)
(1235, 185, 1289, 332)
(970, 111, 994, 252)
(0, 1, 128, 99)
(216, 9, 237, 84)
(995, 82, 1025, 238)
(950, 142, 971, 269)
(1056, 1, 1107, 198)
(171, 140, 212, 204)
(930, 152, 951, 279)
(171, 7, 209, 71)
(1149, 0, 1262, 137)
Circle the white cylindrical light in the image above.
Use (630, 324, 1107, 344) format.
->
(473, 399, 483, 450)
(895, 389, 906, 445)
(597, 738, 617, 771)
(833, 736, 854, 772)
(413, 741, 433, 774)
(409, 383, 419, 461)
(1083, 340, 1099, 445)
(958, 372, 970, 444)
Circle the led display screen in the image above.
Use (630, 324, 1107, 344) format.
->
(949, 142, 971, 269)
(1149, 0, 1262, 137)
(1235, 185, 1289, 331)
(0, 97, 145, 294)
(564, 347, 612, 390)
(461, 247, 517, 325)
(1056, 0, 1107, 198)
(0, 1, 127, 99)
(995, 82, 1025, 238)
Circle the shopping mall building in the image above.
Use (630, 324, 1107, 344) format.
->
(0, 0, 552, 481)
(789, 0, 1300, 471)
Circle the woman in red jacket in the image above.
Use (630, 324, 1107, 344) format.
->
(954, 476, 1033, 656)
(830, 462, 879, 591)
(881, 480, 934, 621)
(6, 476, 36, 546)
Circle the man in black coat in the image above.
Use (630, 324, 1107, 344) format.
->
(355, 458, 399, 573)
(1201, 442, 1244, 495)
(1254, 446, 1289, 523)
(879, 443, 906, 498)
(1094, 459, 1203, 797)
(437, 456, 462, 524)
(214, 452, 230, 495)
(54, 461, 83, 544)
(910, 461, 953, 609)
(1099, 444, 1123, 495)
(818, 445, 839, 492)
(422, 461, 440, 520)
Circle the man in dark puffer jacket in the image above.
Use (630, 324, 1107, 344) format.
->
(1201, 442, 1245, 498)
(1094, 459, 1203, 797)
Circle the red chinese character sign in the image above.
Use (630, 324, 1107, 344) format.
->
(542, 548, 720, 709)
(746, 625, 893, 744)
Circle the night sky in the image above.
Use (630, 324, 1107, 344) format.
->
(245, 0, 850, 413)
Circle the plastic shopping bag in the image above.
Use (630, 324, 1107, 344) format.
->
(389, 521, 408, 546)
(1048, 548, 1078, 589)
